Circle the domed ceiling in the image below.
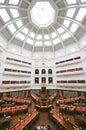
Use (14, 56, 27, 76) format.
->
(0, 0, 86, 57)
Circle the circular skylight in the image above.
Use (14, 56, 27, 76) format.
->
(30, 2, 55, 27)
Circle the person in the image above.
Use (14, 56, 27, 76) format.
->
(4, 113, 6, 117)
(41, 124, 47, 130)
(36, 126, 41, 130)
(47, 125, 51, 130)
(78, 127, 82, 130)
(6, 128, 9, 130)
(11, 110, 15, 116)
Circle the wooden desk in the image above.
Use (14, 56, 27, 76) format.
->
(75, 115, 86, 126)
(3, 97, 31, 105)
(30, 93, 39, 101)
(57, 96, 85, 104)
(48, 93, 57, 101)
(0, 116, 12, 125)
(11, 109, 39, 130)
(0, 105, 28, 114)
(50, 109, 78, 130)
(60, 104, 86, 113)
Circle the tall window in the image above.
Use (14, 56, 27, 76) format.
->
(41, 77, 46, 83)
(35, 77, 39, 84)
(48, 77, 53, 84)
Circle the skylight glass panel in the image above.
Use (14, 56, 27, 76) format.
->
(8, 24, 16, 34)
(21, 28, 29, 34)
(53, 38, 60, 45)
(66, 8, 76, 18)
(10, 9, 19, 18)
(63, 20, 70, 28)
(31, 2, 55, 27)
(0, 9, 10, 22)
(26, 38, 33, 45)
(51, 32, 57, 38)
(16, 20, 23, 28)
(0, 0, 5, 3)
(61, 33, 71, 40)
(44, 41, 51, 46)
(76, 8, 86, 21)
(81, 0, 86, 3)
(29, 32, 35, 38)
(44, 34, 50, 40)
(35, 41, 42, 46)
(16, 33, 25, 40)
(9, 0, 19, 5)
(58, 27, 65, 34)
(37, 35, 42, 40)
(70, 23, 79, 33)
(66, 0, 77, 5)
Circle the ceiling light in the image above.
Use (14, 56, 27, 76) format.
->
(26, 54, 29, 57)
(66, 8, 76, 18)
(9, 0, 19, 5)
(36, 55, 39, 58)
(10, 9, 19, 18)
(48, 55, 51, 58)
(12, 48, 17, 52)
(70, 48, 75, 52)
(0, 9, 10, 22)
(0, 42, 4, 47)
(81, 42, 86, 47)
(57, 53, 61, 56)
(8, 24, 16, 34)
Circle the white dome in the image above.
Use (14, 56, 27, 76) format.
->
(0, 0, 86, 58)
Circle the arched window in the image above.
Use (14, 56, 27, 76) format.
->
(48, 77, 53, 84)
(41, 77, 46, 83)
(35, 77, 39, 84)
(35, 69, 39, 74)
(48, 69, 52, 74)
(41, 69, 46, 74)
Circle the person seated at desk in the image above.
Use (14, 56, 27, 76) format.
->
(47, 125, 51, 130)
(36, 125, 47, 130)
(11, 110, 15, 116)
(36, 126, 41, 130)
(41, 124, 47, 130)
(6, 128, 9, 130)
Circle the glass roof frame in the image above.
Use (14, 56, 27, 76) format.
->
(0, 0, 86, 58)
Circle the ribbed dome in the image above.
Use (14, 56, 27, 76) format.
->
(0, 0, 86, 58)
